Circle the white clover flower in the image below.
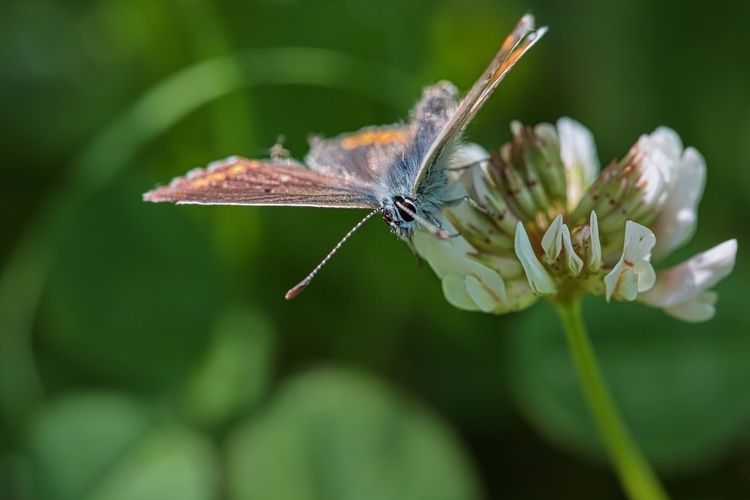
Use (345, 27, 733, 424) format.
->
(415, 119, 737, 322)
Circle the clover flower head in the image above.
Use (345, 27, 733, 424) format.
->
(415, 119, 737, 322)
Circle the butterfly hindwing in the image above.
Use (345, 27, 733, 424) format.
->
(143, 156, 379, 208)
(305, 124, 412, 183)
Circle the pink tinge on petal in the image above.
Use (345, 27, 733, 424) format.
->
(639, 239, 738, 308)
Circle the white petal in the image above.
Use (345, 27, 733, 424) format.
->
(604, 221, 656, 301)
(589, 211, 602, 272)
(562, 224, 584, 275)
(425, 239, 507, 301)
(635, 127, 682, 207)
(541, 214, 563, 263)
(455, 142, 489, 166)
(557, 117, 600, 210)
(514, 222, 557, 295)
(639, 239, 737, 308)
(663, 291, 718, 323)
(604, 267, 622, 301)
(442, 275, 479, 311)
(476, 254, 525, 279)
(651, 127, 683, 158)
(415, 229, 514, 313)
(465, 275, 501, 313)
(633, 260, 656, 292)
(623, 220, 656, 262)
(414, 229, 472, 277)
(616, 269, 639, 301)
(534, 122, 560, 145)
(650, 147, 706, 260)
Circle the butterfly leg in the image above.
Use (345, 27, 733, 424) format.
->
(444, 195, 502, 218)
(445, 158, 488, 172)
(427, 213, 466, 239)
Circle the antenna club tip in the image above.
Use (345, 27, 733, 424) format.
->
(285, 282, 308, 300)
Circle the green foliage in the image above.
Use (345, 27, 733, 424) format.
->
(22, 369, 483, 499)
(225, 368, 483, 500)
(27, 393, 219, 500)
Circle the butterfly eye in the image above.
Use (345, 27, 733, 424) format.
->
(382, 210, 395, 225)
(393, 196, 416, 222)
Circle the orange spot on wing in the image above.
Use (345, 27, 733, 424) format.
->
(228, 164, 245, 174)
(208, 172, 226, 181)
(341, 130, 408, 150)
(192, 179, 209, 188)
(247, 160, 261, 168)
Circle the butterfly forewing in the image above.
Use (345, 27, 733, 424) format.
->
(143, 156, 379, 208)
(411, 14, 546, 196)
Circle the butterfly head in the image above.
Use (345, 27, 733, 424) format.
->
(382, 195, 418, 238)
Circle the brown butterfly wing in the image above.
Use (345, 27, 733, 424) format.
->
(143, 156, 380, 208)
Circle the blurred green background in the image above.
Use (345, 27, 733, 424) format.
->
(1, 0, 749, 498)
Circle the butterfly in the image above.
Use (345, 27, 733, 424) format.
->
(144, 14, 546, 299)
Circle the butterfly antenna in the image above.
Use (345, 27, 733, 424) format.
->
(286, 209, 380, 300)
(394, 200, 450, 240)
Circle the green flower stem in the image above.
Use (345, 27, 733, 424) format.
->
(555, 296, 670, 500)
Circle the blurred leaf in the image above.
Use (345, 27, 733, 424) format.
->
(181, 306, 274, 429)
(83, 425, 218, 500)
(27, 393, 151, 500)
(225, 367, 483, 500)
(27, 392, 218, 500)
(506, 275, 750, 474)
(38, 173, 227, 390)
